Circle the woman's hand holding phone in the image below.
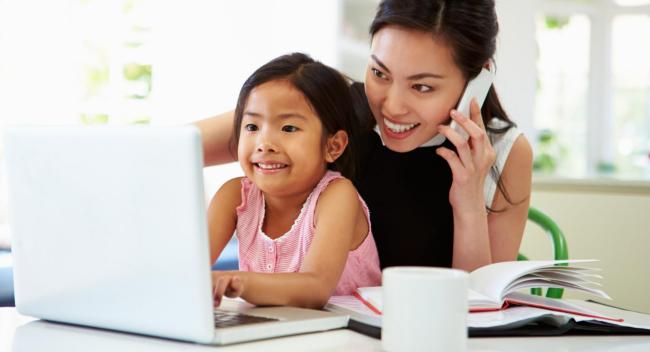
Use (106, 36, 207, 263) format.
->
(436, 61, 497, 212)
(436, 98, 496, 212)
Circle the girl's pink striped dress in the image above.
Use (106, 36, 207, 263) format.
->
(235, 170, 381, 295)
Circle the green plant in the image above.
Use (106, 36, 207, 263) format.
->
(123, 63, 152, 99)
(533, 129, 568, 174)
(80, 113, 109, 125)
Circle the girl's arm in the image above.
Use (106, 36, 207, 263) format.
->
(193, 111, 236, 166)
(437, 99, 532, 272)
(212, 178, 366, 309)
(207, 177, 242, 264)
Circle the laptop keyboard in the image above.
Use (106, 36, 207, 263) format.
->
(213, 310, 279, 328)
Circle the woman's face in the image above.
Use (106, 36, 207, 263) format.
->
(364, 25, 467, 152)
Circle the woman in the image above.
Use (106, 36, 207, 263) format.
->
(195, 0, 532, 272)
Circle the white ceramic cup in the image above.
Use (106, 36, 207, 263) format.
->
(381, 267, 469, 352)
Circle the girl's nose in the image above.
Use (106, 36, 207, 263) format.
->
(256, 130, 278, 153)
(256, 142, 277, 153)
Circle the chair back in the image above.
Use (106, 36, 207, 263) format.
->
(518, 207, 569, 299)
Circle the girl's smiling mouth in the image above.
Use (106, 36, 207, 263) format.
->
(253, 161, 289, 174)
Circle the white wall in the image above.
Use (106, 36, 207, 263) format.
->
(495, 0, 538, 143)
(150, 0, 339, 126)
(523, 182, 650, 313)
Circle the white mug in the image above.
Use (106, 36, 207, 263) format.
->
(382, 267, 469, 352)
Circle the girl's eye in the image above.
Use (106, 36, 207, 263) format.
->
(281, 125, 299, 133)
(413, 84, 433, 93)
(244, 124, 258, 132)
(371, 68, 387, 80)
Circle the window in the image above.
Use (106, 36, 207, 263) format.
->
(533, 0, 650, 179)
(611, 14, 650, 178)
(0, 0, 341, 246)
(534, 14, 591, 176)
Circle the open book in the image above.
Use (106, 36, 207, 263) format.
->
(326, 296, 650, 338)
(325, 260, 650, 337)
(356, 260, 610, 313)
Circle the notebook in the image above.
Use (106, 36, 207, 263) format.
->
(4, 126, 348, 345)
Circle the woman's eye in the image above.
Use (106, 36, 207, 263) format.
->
(413, 84, 433, 93)
(244, 124, 258, 132)
(281, 125, 299, 133)
(371, 68, 387, 80)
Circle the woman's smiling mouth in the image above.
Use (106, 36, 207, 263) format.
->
(384, 118, 420, 133)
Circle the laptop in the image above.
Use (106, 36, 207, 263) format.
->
(4, 125, 348, 345)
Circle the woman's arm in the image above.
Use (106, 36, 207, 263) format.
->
(212, 179, 366, 309)
(450, 136, 532, 271)
(207, 177, 242, 264)
(486, 135, 532, 262)
(436, 99, 532, 272)
(193, 111, 237, 166)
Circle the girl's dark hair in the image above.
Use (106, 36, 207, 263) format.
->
(231, 53, 360, 179)
(370, 0, 520, 208)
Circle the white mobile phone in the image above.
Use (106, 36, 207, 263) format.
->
(450, 60, 495, 140)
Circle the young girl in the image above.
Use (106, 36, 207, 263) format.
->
(207, 53, 381, 309)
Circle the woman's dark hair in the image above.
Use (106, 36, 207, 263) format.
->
(370, 0, 520, 208)
(231, 53, 360, 179)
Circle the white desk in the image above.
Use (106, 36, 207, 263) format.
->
(2, 307, 650, 352)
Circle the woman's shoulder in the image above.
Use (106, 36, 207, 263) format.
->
(487, 118, 522, 155)
(504, 133, 533, 169)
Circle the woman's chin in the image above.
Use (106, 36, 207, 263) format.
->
(381, 131, 435, 153)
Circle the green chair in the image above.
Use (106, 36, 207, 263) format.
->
(517, 207, 569, 299)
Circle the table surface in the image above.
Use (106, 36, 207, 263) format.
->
(2, 308, 650, 352)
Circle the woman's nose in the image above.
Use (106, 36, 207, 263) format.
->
(382, 86, 408, 117)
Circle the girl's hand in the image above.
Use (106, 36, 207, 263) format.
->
(436, 98, 496, 213)
(212, 271, 245, 307)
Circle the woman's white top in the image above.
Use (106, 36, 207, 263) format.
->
(484, 118, 522, 208)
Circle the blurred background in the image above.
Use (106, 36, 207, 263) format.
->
(0, 0, 649, 311)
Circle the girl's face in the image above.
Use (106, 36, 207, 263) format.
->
(364, 25, 467, 152)
(238, 80, 330, 198)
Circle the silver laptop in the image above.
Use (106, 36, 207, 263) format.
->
(4, 126, 348, 345)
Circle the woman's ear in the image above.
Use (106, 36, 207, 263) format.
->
(324, 130, 348, 163)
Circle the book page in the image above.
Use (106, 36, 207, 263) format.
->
(469, 259, 598, 302)
(356, 286, 382, 311)
(504, 292, 620, 321)
(356, 286, 502, 311)
(468, 306, 570, 329)
(468, 289, 500, 309)
(571, 301, 650, 330)
(504, 278, 610, 299)
(326, 295, 381, 327)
